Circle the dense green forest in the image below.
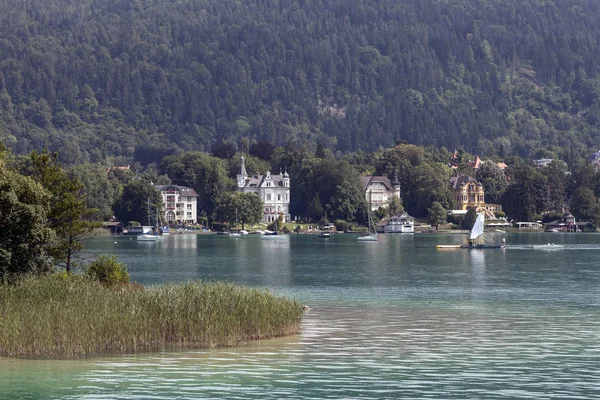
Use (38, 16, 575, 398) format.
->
(1, 0, 600, 164)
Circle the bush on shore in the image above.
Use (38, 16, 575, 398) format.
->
(0, 275, 303, 359)
(85, 255, 130, 286)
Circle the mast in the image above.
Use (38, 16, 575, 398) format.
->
(147, 198, 151, 227)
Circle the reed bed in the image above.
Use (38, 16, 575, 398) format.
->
(0, 275, 303, 359)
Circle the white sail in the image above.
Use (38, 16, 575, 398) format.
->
(469, 213, 485, 240)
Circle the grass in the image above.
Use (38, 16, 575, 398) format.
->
(0, 275, 303, 359)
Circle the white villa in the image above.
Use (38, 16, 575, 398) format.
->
(237, 156, 291, 223)
(360, 175, 401, 211)
(155, 185, 198, 225)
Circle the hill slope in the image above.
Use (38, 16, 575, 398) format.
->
(1, 0, 599, 163)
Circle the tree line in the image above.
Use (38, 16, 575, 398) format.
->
(38, 136, 600, 231)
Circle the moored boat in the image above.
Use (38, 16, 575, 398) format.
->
(358, 209, 380, 242)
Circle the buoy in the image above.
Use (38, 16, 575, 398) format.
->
(114, 241, 117, 244)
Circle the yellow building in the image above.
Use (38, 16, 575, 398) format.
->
(450, 175, 502, 218)
(450, 176, 485, 210)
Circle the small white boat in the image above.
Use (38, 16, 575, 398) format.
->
(137, 199, 163, 241)
(358, 208, 379, 241)
(137, 234, 163, 241)
(260, 231, 288, 240)
(229, 209, 244, 238)
(357, 234, 379, 242)
(533, 243, 564, 250)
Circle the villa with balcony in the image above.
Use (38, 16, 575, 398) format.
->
(155, 185, 198, 225)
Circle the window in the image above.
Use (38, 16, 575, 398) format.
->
(277, 194, 281, 201)
(187, 212, 192, 218)
(187, 204, 192, 210)
(285, 194, 288, 201)
(267, 194, 271, 201)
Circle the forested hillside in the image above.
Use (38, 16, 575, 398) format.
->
(1, 0, 600, 164)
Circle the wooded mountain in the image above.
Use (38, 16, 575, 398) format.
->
(1, 0, 599, 164)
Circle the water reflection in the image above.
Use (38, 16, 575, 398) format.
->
(470, 250, 487, 295)
(163, 234, 197, 249)
(259, 237, 291, 286)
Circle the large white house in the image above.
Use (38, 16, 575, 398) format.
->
(155, 185, 198, 225)
(360, 175, 401, 211)
(237, 156, 291, 223)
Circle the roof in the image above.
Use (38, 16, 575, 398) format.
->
(360, 176, 396, 191)
(469, 157, 482, 169)
(103, 221, 125, 227)
(155, 185, 199, 197)
(242, 172, 288, 188)
(450, 175, 481, 190)
(468, 157, 507, 170)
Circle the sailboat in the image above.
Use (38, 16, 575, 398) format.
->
(137, 199, 164, 241)
(261, 216, 287, 240)
(357, 208, 379, 242)
(436, 212, 504, 249)
(229, 209, 242, 238)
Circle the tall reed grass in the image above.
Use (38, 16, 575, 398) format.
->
(0, 275, 303, 359)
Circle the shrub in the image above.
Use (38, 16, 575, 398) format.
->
(334, 219, 349, 232)
(85, 255, 130, 286)
(494, 211, 506, 219)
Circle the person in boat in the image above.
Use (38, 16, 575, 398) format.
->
(468, 240, 473, 247)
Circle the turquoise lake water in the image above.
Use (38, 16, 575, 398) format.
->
(1, 232, 599, 399)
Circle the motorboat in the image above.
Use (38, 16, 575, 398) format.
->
(533, 243, 564, 250)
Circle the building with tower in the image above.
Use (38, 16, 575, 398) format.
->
(236, 156, 291, 223)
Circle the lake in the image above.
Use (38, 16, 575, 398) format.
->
(1, 232, 599, 399)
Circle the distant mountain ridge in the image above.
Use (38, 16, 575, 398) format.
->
(1, 0, 599, 164)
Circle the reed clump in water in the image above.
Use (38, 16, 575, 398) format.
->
(0, 275, 303, 359)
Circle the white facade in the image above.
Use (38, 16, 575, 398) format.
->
(237, 156, 291, 223)
(361, 176, 401, 211)
(155, 185, 198, 225)
(383, 212, 414, 233)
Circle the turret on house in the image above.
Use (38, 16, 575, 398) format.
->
(237, 155, 291, 223)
